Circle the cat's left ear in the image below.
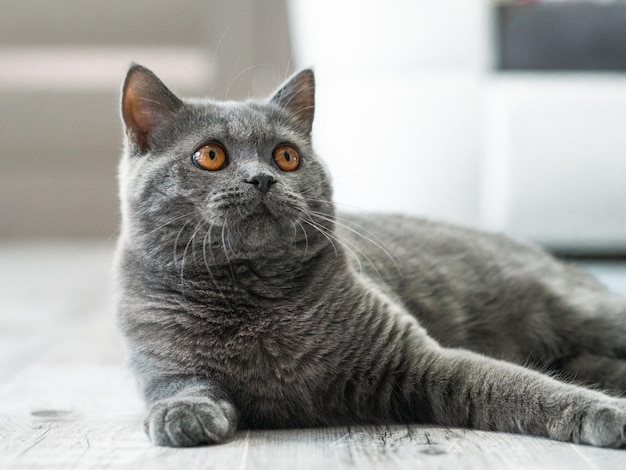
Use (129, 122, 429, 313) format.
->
(121, 64, 183, 153)
(270, 69, 315, 135)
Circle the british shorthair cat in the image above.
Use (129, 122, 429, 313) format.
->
(115, 64, 626, 448)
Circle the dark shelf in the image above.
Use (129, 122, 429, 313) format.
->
(497, 4, 626, 71)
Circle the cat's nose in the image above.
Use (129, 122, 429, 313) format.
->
(245, 174, 276, 194)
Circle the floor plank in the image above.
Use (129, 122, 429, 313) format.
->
(1, 243, 625, 469)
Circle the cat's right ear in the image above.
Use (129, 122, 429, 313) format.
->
(121, 64, 183, 153)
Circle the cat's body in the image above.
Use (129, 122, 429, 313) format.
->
(116, 65, 626, 448)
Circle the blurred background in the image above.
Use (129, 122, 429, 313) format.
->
(2, 0, 625, 441)
(1, 0, 626, 255)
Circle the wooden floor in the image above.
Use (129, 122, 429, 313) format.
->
(1, 242, 625, 469)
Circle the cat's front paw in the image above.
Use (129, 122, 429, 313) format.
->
(144, 396, 237, 447)
(577, 400, 626, 448)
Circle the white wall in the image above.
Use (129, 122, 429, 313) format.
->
(288, 0, 626, 252)
(288, 0, 489, 226)
(483, 75, 626, 251)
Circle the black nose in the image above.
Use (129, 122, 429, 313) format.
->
(245, 174, 276, 194)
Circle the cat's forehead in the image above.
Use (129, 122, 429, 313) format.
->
(186, 100, 286, 142)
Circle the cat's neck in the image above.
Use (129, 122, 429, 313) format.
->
(124, 240, 345, 302)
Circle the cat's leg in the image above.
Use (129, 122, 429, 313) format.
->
(416, 347, 626, 448)
(139, 374, 238, 447)
(554, 354, 626, 397)
(345, 285, 626, 447)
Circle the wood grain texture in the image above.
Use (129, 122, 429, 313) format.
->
(1, 243, 625, 469)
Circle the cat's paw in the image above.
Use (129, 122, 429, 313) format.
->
(578, 400, 626, 448)
(144, 396, 237, 447)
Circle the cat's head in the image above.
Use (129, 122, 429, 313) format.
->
(118, 65, 334, 267)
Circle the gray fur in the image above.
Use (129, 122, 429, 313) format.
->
(115, 65, 626, 448)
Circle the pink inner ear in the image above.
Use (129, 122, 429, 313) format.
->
(122, 82, 149, 148)
(121, 65, 182, 151)
(124, 87, 153, 135)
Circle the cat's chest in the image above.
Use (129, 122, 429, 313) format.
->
(184, 301, 314, 380)
(205, 320, 320, 406)
(158, 276, 338, 398)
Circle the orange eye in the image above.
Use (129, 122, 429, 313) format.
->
(273, 145, 300, 172)
(192, 143, 227, 171)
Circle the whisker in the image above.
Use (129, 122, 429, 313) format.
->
(180, 219, 205, 295)
(302, 218, 338, 262)
(225, 64, 271, 100)
(143, 211, 196, 238)
(300, 190, 403, 277)
(210, 25, 232, 96)
(294, 220, 309, 266)
(309, 209, 403, 277)
(305, 215, 388, 280)
(173, 217, 197, 268)
(189, 219, 207, 265)
(221, 216, 236, 282)
(300, 191, 371, 214)
(202, 223, 212, 265)
(202, 223, 218, 286)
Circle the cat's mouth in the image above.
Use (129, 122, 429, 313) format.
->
(246, 201, 274, 218)
(237, 199, 301, 233)
(206, 201, 298, 254)
(203, 188, 304, 228)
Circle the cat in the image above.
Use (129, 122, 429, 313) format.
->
(115, 64, 626, 448)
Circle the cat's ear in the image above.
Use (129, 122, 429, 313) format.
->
(121, 64, 183, 153)
(270, 69, 315, 135)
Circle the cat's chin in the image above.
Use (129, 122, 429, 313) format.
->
(238, 214, 296, 249)
(204, 210, 300, 257)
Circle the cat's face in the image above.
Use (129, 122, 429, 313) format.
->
(119, 66, 333, 266)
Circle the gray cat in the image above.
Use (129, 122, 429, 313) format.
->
(115, 64, 626, 448)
